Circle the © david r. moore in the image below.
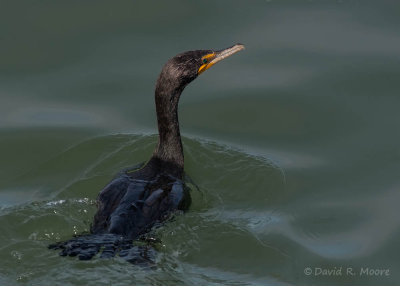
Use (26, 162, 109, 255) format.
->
(304, 266, 390, 277)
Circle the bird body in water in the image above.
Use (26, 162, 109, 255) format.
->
(50, 44, 244, 262)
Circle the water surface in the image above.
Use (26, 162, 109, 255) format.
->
(1, 1, 399, 285)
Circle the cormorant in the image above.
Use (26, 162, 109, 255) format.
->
(49, 44, 245, 262)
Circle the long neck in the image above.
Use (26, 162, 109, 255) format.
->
(152, 86, 184, 170)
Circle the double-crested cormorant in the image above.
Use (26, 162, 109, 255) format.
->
(49, 44, 245, 262)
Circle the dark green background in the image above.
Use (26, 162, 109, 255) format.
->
(0, 1, 399, 285)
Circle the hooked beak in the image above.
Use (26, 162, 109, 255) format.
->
(198, 44, 245, 74)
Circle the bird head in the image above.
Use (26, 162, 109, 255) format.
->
(156, 44, 245, 96)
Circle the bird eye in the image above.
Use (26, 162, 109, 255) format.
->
(202, 58, 208, 64)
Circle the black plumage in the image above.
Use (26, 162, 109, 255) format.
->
(49, 44, 244, 262)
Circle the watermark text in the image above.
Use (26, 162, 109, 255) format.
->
(304, 266, 390, 277)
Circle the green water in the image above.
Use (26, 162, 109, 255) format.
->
(1, 1, 399, 285)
